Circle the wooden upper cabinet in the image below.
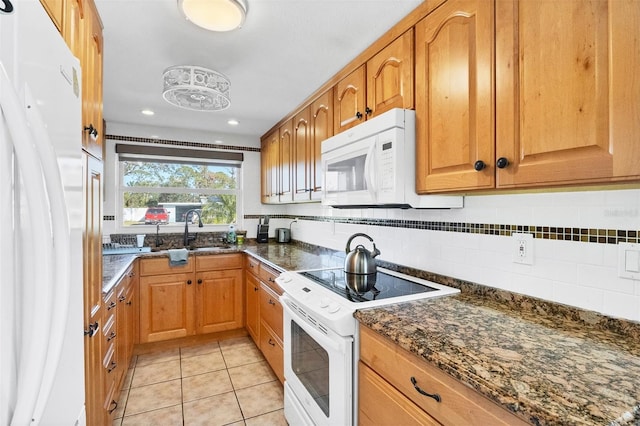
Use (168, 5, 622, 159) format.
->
(261, 130, 279, 203)
(293, 108, 311, 201)
(82, 0, 104, 159)
(310, 89, 333, 200)
(334, 64, 366, 134)
(63, 0, 83, 59)
(495, 0, 640, 188)
(40, 0, 64, 31)
(366, 28, 415, 118)
(415, 0, 495, 193)
(279, 120, 294, 202)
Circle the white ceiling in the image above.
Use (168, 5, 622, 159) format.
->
(95, 0, 423, 140)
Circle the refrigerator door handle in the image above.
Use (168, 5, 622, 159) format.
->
(0, 63, 59, 426)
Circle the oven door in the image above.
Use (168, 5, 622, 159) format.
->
(283, 297, 353, 426)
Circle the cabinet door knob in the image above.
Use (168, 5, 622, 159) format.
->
(365, 107, 372, 116)
(410, 376, 441, 402)
(356, 111, 363, 120)
(268, 339, 276, 347)
(268, 299, 276, 305)
(473, 160, 486, 171)
(254, 286, 259, 292)
(496, 157, 510, 169)
(197, 279, 202, 285)
(187, 280, 192, 285)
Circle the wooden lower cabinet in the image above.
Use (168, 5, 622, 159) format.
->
(359, 325, 529, 426)
(139, 254, 244, 343)
(244, 255, 284, 383)
(359, 362, 439, 426)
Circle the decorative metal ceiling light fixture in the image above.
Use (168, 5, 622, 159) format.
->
(162, 65, 231, 111)
(178, 0, 248, 32)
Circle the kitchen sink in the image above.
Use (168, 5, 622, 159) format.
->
(190, 246, 232, 252)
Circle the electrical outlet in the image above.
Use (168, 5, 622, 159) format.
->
(512, 232, 534, 265)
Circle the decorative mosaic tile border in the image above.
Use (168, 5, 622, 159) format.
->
(244, 214, 639, 245)
(106, 134, 261, 152)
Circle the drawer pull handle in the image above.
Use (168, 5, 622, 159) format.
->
(410, 377, 441, 403)
(107, 361, 117, 373)
(84, 321, 99, 337)
(107, 301, 116, 310)
(108, 400, 118, 414)
(107, 331, 116, 342)
(268, 339, 276, 347)
(118, 295, 126, 302)
(268, 299, 276, 305)
(268, 277, 275, 283)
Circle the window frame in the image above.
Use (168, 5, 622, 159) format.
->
(116, 151, 243, 232)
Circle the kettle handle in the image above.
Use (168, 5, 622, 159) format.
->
(345, 233, 374, 254)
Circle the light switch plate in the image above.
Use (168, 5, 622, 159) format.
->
(512, 232, 534, 265)
(618, 242, 640, 280)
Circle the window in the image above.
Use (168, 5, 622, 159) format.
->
(117, 144, 242, 229)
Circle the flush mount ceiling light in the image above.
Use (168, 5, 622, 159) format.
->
(178, 0, 248, 32)
(162, 65, 230, 111)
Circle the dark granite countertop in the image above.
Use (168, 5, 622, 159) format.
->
(102, 241, 640, 425)
(355, 293, 640, 426)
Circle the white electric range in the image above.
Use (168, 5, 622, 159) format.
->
(276, 267, 459, 426)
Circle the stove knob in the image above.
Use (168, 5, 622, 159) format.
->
(280, 274, 292, 283)
(327, 304, 340, 314)
(319, 298, 330, 308)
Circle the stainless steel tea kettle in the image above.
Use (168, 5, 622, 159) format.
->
(344, 233, 380, 275)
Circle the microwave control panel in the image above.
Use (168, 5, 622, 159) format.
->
(379, 140, 394, 192)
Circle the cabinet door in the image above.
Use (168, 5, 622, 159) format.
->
(63, 0, 83, 58)
(366, 29, 415, 118)
(261, 130, 279, 203)
(334, 64, 366, 133)
(495, 0, 638, 187)
(359, 362, 439, 426)
(245, 271, 260, 344)
(139, 273, 195, 342)
(310, 90, 333, 200)
(116, 268, 136, 383)
(196, 269, 243, 334)
(293, 107, 311, 201)
(279, 120, 294, 202)
(82, 0, 103, 159)
(415, 0, 495, 193)
(40, 0, 64, 31)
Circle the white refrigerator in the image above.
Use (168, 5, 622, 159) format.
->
(0, 1, 85, 425)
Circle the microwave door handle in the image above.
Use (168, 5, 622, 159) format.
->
(364, 142, 377, 198)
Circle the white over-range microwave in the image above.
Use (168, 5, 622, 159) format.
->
(321, 108, 463, 209)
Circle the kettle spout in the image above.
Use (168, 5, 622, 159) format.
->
(372, 243, 381, 258)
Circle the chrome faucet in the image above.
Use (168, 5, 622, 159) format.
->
(183, 209, 203, 247)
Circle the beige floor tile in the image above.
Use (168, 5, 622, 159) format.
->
(181, 341, 220, 359)
(235, 381, 284, 419)
(124, 379, 182, 416)
(183, 391, 243, 426)
(245, 409, 287, 426)
(218, 336, 255, 350)
(226, 422, 246, 426)
(121, 367, 135, 390)
(221, 344, 265, 368)
(135, 348, 180, 367)
(228, 361, 277, 390)
(112, 417, 122, 426)
(181, 350, 227, 377)
(182, 369, 234, 402)
(121, 404, 183, 426)
(113, 387, 129, 420)
(131, 359, 181, 388)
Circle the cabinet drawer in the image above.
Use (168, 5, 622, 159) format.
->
(259, 263, 282, 295)
(359, 326, 528, 426)
(196, 253, 243, 271)
(139, 256, 194, 276)
(245, 255, 260, 276)
(260, 282, 283, 339)
(260, 322, 284, 383)
(359, 362, 439, 426)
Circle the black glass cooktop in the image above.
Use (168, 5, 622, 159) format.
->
(299, 268, 437, 303)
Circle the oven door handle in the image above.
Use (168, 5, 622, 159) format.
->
(282, 297, 352, 354)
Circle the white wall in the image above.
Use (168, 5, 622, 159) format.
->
(285, 189, 640, 322)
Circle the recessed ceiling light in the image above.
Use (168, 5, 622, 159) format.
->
(214, 140, 224, 144)
(141, 109, 155, 116)
(227, 119, 239, 126)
